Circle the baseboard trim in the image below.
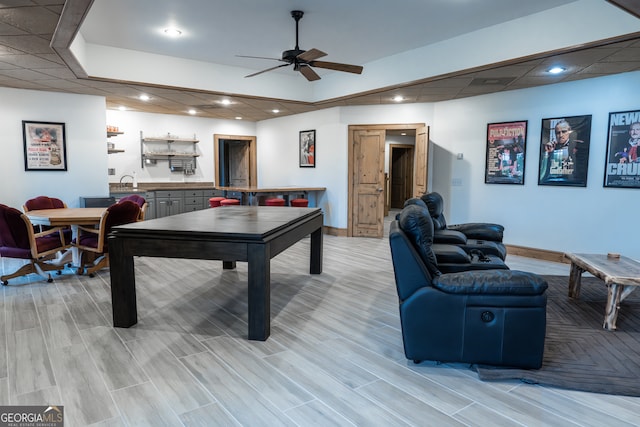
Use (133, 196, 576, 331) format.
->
(506, 244, 568, 264)
(323, 226, 347, 237)
(322, 227, 567, 263)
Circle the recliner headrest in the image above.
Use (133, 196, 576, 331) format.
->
(398, 204, 441, 276)
(403, 197, 427, 209)
(420, 192, 444, 217)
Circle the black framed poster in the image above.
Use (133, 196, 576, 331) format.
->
(485, 120, 527, 184)
(23, 120, 67, 171)
(604, 109, 640, 188)
(538, 115, 591, 187)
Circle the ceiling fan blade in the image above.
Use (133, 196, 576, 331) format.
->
(245, 63, 290, 78)
(298, 65, 321, 81)
(297, 48, 327, 62)
(309, 60, 363, 74)
(236, 55, 283, 61)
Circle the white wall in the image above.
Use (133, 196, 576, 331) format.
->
(3, 71, 639, 259)
(0, 88, 107, 209)
(106, 110, 256, 185)
(256, 104, 434, 228)
(431, 70, 640, 259)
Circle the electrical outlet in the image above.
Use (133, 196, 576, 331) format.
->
(108, 168, 116, 176)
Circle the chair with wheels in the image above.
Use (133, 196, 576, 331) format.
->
(73, 201, 141, 277)
(117, 194, 147, 220)
(0, 203, 69, 285)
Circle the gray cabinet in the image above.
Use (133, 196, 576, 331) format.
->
(184, 189, 205, 212)
(154, 190, 183, 218)
(119, 188, 222, 219)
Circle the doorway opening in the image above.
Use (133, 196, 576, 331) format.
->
(389, 143, 415, 209)
(213, 134, 257, 187)
(347, 124, 428, 238)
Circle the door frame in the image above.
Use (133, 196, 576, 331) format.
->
(213, 134, 257, 187)
(347, 123, 426, 237)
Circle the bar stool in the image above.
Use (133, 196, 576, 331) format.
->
(220, 198, 240, 206)
(265, 198, 285, 206)
(290, 198, 309, 207)
(209, 196, 225, 208)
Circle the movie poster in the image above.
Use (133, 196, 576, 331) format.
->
(604, 110, 640, 188)
(22, 121, 67, 171)
(538, 115, 591, 187)
(485, 121, 527, 184)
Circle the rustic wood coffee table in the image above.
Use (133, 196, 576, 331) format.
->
(565, 252, 640, 330)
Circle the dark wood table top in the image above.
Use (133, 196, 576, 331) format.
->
(111, 206, 322, 240)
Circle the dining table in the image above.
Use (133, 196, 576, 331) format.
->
(26, 207, 107, 266)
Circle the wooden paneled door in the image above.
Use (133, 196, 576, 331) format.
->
(228, 142, 250, 186)
(351, 129, 386, 237)
(348, 123, 427, 238)
(213, 134, 257, 187)
(413, 126, 428, 196)
(389, 145, 415, 209)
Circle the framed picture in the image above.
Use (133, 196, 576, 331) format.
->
(485, 120, 527, 184)
(538, 115, 591, 187)
(604, 110, 640, 188)
(23, 121, 67, 171)
(299, 129, 315, 167)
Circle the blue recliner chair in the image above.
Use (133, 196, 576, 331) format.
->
(420, 192, 507, 260)
(389, 204, 548, 369)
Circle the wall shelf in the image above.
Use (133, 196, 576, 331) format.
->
(140, 131, 199, 174)
(107, 128, 124, 154)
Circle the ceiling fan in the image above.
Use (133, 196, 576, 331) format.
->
(238, 10, 364, 81)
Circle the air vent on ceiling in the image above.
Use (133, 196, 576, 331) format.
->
(194, 104, 222, 110)
(470, 77, 516, 86)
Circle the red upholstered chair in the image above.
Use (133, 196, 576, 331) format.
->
(290, 198, 309, 207)
(0, 203, 68, 285)
(209, 196, 225, 208)
(73, 201, 141, 277)
(23, 195, 72, 240)
(220, 198, 240, 206)
(118, 194, 147, 220)
(265, 198, 285, 206)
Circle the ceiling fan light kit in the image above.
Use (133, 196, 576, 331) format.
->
(239, 10, 363, 81)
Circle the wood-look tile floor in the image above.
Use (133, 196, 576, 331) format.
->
(1, 212, 639, 426)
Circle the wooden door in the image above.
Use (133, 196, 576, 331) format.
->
(214, 134, 257, 188)
(228, 142, 250, 186)
(413, 126, 429, 196)
(390, 145, 414, 209)
(351, 129, 386, 237)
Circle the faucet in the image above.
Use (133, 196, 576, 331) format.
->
(119, 174, 134, 188)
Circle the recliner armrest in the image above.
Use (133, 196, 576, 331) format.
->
(433, 244, 471, 263)
(448, 223, 504, 242)
(432, 270, 548, 295)
(433, 229, 467, 244)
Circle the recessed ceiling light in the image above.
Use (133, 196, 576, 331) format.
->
(220, 99, 231, 106)
(393, 95, 404, 102)
(235, 116, 242, 120)
(401, 132, 407, 136)
(118, 106, 126, 111)
(548, 66, 566, 74)
(272, 109, 280, 113)
(163, 28, 182, 37)
(139, 94, 150, 101)
(188, 109, 196, 115)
